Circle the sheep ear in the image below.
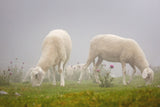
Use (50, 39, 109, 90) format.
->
(142, 69, 148, 79)
(29, 67, 36, 76)
(30, 67, 36, 73)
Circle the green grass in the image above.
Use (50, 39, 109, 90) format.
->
(0, 74, 160, 107)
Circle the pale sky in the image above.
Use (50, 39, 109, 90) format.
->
(0, 0, 160, 76)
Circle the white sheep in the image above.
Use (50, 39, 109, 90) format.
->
(83, 34, 154, 85)
(22, 67, 53, 83)
(76, 64, 91, 83)
(29, 29, 72, 86)
(65, 64, 91, 83)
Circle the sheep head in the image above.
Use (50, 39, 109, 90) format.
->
(30, 66, 45, 87)
(142, 67, 154, 85)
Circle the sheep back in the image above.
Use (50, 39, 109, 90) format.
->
(38, 29, 72, 71)
(89, 34, 148, 67)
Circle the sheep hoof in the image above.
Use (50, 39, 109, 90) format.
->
(123, 82, 128, 85)
(60, 81, 65, 87)
(53, 82, 56, 85)
(60, 84, 65, 87)
(127, 81, 130, 84)
(77, 80, 81, 84)
(96, 80, 101, 84)
(59, 69, 62, 73)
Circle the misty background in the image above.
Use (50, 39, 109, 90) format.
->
(0, 0, 160, 76)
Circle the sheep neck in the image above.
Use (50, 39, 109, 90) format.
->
(134, 57, 149, 73)
(37, 57, 52, 72)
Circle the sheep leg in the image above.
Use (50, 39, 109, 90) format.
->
(59, 61, 65, 86)
(94, 57, 103, 84)
(78, 69, 84, 83)
(82, 56, 96, 83)
(84, 60, 92, 70)
(95, 57, 103, 70)
(128, 64, 136, 84)
(84, 54, 97, 70)
(88, 68, 91, 79)
(121, 62, 127, 85)
(52, 66, 56, 85)
(92, 59, 96, 67)
(47, 68, 51, 82)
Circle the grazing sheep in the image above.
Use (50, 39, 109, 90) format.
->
(29, 29, 72, 86)
(65, 64, 91, 83)
(22, 67, 53, 83)
(84, 34, 154, 85)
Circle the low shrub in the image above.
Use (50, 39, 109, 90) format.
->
(93, 64, 114, 87)
(0, 58, 25, 85)
(0, 70, 12, 85)
(99, 71, 114, 87)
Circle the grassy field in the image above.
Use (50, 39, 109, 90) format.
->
(0, 73, 160, 107)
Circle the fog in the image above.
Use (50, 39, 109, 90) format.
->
(0, 0, 160, 76)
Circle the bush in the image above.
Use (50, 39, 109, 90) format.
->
(99, 71, 114, 87)
(0, 58, 25, 85)
(91, 64, 114, 87)
(0, 70, 12, 85)
(9, 66, 23, 83)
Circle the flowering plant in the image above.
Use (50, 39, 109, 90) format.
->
(96, 69, 100, 72)
(0, 58, 25, 85)
(110, 65, 114, 69)
(0, 70, 12, 85)
(98, 64, 114, 87)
